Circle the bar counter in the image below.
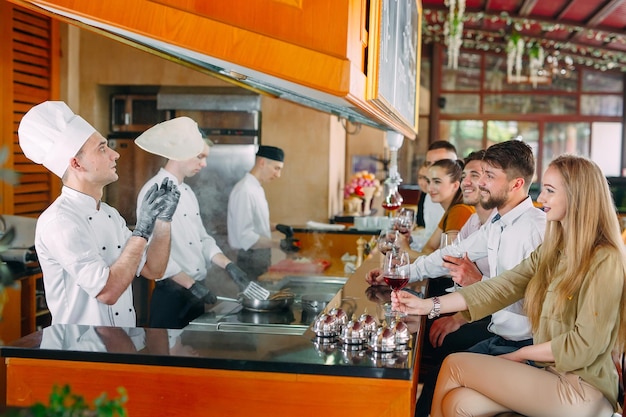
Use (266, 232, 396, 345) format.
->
(0, 256, 425, 416)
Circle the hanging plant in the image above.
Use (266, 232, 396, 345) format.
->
(444, 0, 466, 69)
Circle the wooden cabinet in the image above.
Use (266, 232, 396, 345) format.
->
(0, 271, 48, 345)
(19, 272, 49, 337)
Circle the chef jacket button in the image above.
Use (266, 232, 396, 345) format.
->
(108, 215, 112, 218)
(118, 245, 121, 249)
(183, 213, 187, 217)
(196, 268, 200, 272)
(88, 217, 92, 220)
(115, 312, 119, 316)
(102, 246, 106, 250)
(189, 242, 193, 245)
(129, 308, 132, 312)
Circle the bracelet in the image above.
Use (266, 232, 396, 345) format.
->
(427, 296, 441, 319)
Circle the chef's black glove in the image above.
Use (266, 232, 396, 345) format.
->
(189, 282, 217, 305)
(133, 182, 166, 240)
(156, 178, 180, 222)
(280, 237, 301, 253)
(225, 263, 250, 291)
(276, 224, 294, 237)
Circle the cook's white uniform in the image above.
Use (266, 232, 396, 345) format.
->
(227, 173, 271, 250)
(36, 186, 142, 327)
(137, 168, 222, 282)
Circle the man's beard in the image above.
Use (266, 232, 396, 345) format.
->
(480, 188, 507, 210)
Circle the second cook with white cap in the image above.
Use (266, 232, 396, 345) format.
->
(135, 117, 251, 329)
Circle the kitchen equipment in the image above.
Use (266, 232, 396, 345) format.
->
(313, 313, 339, 337)
(301, 293, 334, 313)
(0, 215, 38, 264)
(215, 294, 294, 312)
(241, 281, 271, 300)
(187, 276, 348, 334)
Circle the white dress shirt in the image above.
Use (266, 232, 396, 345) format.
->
(423, 194, 445, 235)
(410, 194, 445, 251)
(410, 196, 546, 340)
(227, 173, 271, 250)
(457, 211, 496, 276)
(36, 186, 140, 327)
(137, 168, 222, 282)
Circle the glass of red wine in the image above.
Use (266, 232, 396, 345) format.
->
(382, 250, 410, 318)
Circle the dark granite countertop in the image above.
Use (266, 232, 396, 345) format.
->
(0, 258, 423, 381)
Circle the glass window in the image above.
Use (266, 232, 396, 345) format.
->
(486, 121, 539, 178)
(581, 94, 623, 116)
(483, 94, 577, 114)
(582, 70, 624, 93)
(483, 54, 578, 92)
(440, 94, 480, 114)
(441, 50, 481, 91)
(543, 122, 590, 175)
(590, 122, 623, 177)
(439, 120, 484, 158)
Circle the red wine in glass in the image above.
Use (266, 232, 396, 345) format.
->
(382, 201, 402, 211)
(384, 275, 409, 290)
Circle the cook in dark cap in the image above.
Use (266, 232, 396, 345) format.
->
(256, 145, 284, 162)
(17, 101, 179, 327)
(227, 144, 298, 279)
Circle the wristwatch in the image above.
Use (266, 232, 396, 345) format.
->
(427, 296, 441, 319)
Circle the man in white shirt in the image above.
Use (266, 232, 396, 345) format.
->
(227, 145, 298, 279)
(411, 141, 457, 251)
(135, 117, 251, 328)
(18, 101, 177, 327)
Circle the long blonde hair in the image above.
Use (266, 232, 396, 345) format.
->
(524, 155, 626, 349)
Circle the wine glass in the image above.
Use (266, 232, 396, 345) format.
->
(377, 228, 400, 256)
(394, 208, 414, 235)
(440, 230, 462, 292)
(382, 250, 410, 318)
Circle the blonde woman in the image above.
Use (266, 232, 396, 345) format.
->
(393, 154, 626, 416)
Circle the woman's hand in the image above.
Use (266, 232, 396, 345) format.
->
(391, 289, 431, 315)
(365, 267, 386, 285)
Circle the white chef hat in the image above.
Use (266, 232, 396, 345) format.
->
(134, 117, 205, 160)
(18, 101, 96, 178)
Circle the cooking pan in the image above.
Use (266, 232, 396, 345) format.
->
(216, 295, 294, 312)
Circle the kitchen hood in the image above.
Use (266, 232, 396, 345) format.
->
(12, 0, 421, 139)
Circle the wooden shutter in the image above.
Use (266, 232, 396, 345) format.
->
(3, 4, 59, 217)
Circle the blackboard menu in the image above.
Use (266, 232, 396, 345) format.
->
(367, 0, 420, 136)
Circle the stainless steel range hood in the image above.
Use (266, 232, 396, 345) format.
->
(15, 0, 421, 138)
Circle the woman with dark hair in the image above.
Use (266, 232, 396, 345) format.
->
(399, 158, 475, 257)
(393, 154, 626, 417)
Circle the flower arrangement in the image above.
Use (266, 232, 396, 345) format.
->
(344, 171, 381, 199)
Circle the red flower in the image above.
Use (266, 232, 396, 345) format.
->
(354, 185, 364, 197)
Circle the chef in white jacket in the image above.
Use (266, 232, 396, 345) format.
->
(18, 101, 180, 327)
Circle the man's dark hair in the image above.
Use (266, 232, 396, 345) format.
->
(483, 140, 535, 188)
(464, 149, 485, 164)
(428, 140, 457, 155)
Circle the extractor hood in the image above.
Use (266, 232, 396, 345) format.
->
(11, 0, 421, 138)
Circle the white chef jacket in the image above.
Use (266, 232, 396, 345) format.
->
(137, 168, 222, 282)
(41, 325, 146, 352)
(36, 186, 141, 327)
(409, 196, 546, 341)
(227, 173, 271, 250)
